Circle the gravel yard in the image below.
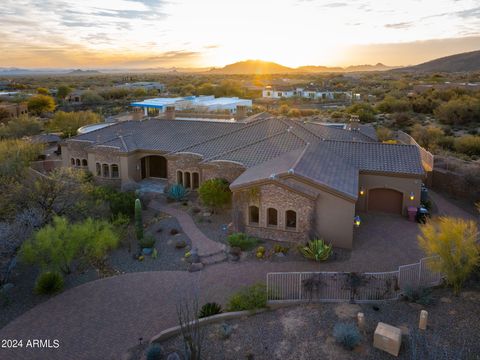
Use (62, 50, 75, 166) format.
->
(159, 286, 480, 360)
(0, 208, 191, 329)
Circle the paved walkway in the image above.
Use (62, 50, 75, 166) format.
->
(0, 191, 476, 360)
(149, 199, 225, 257)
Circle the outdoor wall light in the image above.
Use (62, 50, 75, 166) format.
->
(136, 164, 140, 171)
(354, 215, 361, 227)
(359, 187, 365, 196)
(409, 192, 415, 201)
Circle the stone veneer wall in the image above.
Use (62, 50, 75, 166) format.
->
(233, 182, 315, 243)
(166, 153, 203, 184)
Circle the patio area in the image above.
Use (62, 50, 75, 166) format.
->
(137, 178, 168, 194)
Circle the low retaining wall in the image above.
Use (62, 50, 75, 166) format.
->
(150, 309, 266, 344)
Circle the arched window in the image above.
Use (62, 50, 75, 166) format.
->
(75, 158, 80, 166)
(267, 208, 278, 227)
(286, 210, 297, 229)
(71, 158, 75, 166)
(82, 159, 88, 167)
(111, 164, 119, 178)
(96, 163, 101, 176)
(102, 164, 110, 178)
(249, 206, 259, 225)
(177, 170, 183, 185)
(184, 171, 191, 188)
(192, 172, 200, 189)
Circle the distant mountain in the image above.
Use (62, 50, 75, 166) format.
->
(0, 67, 36, 75)
(207, 59, 399, 74)
(209, 60, 294, 74)
(398, 50, 480, 73)
(67, 69, 101, 75)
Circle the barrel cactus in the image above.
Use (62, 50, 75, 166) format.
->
(168, 184, 188, 202)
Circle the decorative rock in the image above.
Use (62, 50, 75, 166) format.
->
(229, 254, 240, 262)
(166, 352, 182, 360)
(202, 212, 212, 217)
(175, 240, 187, 249)
(275, 252, 285, 258)
(219, 322, 233, 339)
(229, 247, 242, 256)
(189, 248, 200, 263)
(419, 310, 428, 330)
(188, 262, 204, 272)
(373, 322, 402, 357)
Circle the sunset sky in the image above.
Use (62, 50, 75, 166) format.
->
(1, 0, 480, 69)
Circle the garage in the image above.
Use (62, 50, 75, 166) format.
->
(368, 188, 403, 214)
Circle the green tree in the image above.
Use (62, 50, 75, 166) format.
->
(81, 91, 104, 105)
(36, 87, 50, 95)
(56, 85, 72, 100)
(434, 96, 480, 125)
(376, 96, 411, 113)
(418, 217, 479, 295)
(48, 110, 101, 137)
(20, 216, 119, 274)
(0, 139, 42, 178)
(27, 94, 55, 115)
(346, 103, 376, 122)
(0, 115, 43, 139)
(196, 83, 215, 95)
(198, 178, 231, 213)
(410, 124, 444, 151)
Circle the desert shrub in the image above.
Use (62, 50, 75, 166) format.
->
(298, 239, 332, 261)
(376, 126, 394, 142)
(139, 233, 156, 249)
(145, 344, 164, 360)
(198, 178, 231, 212)
(227, 283, 267, 311)
(410, 124, 444, 151)
(402, 286, 433, 305)
(199, 302, 223, 318)
(454, 135, 480, 157)
(168, 184, 188, 201)
(34, 271, 64, 295)
(227, 233, 258, 251)
(418, 216, 479, 295)
(333, 322, 361, 350)
(48, 110, 101, 137)
(91, 186, 135, 219)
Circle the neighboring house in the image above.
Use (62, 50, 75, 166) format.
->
(413, 82, 480, 93)
(65, 90, 84, 104)
(262, 86, 360, 100)
(61, 115, 424, 249)
(117, 82, 165, 92)
(0, 103, 28, 118)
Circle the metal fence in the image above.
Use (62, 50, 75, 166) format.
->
(267, 257, 442, 304)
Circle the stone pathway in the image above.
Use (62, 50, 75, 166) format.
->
(149, 199, 225, 257)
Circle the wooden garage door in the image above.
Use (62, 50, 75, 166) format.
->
(368, 188, 403, 214)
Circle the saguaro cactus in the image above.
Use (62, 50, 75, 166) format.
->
(134, 198, 143, 241)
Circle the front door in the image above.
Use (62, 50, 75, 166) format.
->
(141, 157, 146, 179)
(148, 156, 167, 178)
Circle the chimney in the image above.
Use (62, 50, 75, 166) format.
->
(348, 114, 360, 131)
(234, 105, 248, 121)
(165, 105, 175, 120)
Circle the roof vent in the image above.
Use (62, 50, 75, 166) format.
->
(288, 168, 294, 175)
(269, 173, 277, 180)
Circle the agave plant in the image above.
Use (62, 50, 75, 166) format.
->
(298, 239, 332, 261)
(198, 302, 223, 318)
(168, 184, 188, 201)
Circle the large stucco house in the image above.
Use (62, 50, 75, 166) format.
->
(62, 114, 424, 249)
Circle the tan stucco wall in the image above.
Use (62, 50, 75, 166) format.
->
(356, 173, 422, 215)
(314, 189, 356, 249)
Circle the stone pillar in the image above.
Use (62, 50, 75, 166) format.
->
(419, 310, 428, 330)
(357, 312, 365, 330)
(144, 107, 148, 116)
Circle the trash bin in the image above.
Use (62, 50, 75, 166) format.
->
(421, 186, 428, 203)
(407, 206, 417, 222)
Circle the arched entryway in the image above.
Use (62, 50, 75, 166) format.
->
(368, 188, 403, 214)
(141, 155, 168, 179)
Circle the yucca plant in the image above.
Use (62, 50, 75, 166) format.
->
(298, 239, 332, 261)
(199, 302, 223, 318)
